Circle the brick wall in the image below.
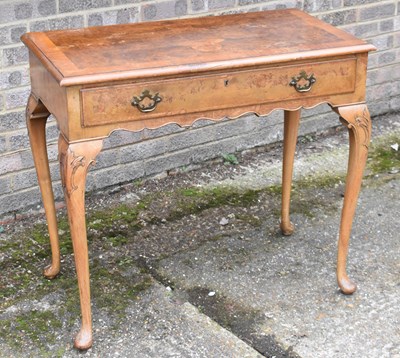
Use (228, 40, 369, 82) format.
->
(0, 0, 399, 218)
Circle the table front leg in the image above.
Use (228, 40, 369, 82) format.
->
(281, 109, 301, 235)
(58, 135, 103, 350)
(26, 94, 60, 279)
(332, 104, 371, 294)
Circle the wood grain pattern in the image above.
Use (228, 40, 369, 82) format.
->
(21, 9, 375, 86)
(21, 9, 376, 350)
(29, 53, 69, 136)
(80, 58, 357, 127)
(26, 51, 372, 143)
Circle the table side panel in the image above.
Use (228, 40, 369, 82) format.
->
(29, 52, 69, 137)
(353, 52, 369, 104)
(80, 57, 357, 128)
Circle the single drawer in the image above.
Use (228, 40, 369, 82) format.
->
(80, 58, 357, 127)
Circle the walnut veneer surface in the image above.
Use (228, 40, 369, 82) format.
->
(22, 9, 375, 350)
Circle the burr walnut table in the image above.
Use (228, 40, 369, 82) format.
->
(22, 9, 375, 350)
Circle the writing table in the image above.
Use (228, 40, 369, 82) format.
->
(22, 9, 376, 350)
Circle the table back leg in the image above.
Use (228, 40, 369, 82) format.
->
(26, 93, 60, 279)
(58, 134, 103, 350)
(332, 104, 371, 294)
(281, 109, 301, 236)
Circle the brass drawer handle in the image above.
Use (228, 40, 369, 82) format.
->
(131, 90, 162, 113)
(289, 71, 316, 93)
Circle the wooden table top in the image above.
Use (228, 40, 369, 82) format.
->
(21, 9, 375, 86)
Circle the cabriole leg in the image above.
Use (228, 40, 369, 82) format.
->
(26, 94, 60, 279)
(281, 109, 301, 235)
(332, 104, 371, 294)
(58, 134, 103, 350)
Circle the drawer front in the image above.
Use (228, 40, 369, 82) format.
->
(81, 58, 356, 127)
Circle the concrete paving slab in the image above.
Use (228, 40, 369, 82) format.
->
(1, 113, 399, 357)
(0, 283, 263, 358)
(158, 179, 400, 358)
